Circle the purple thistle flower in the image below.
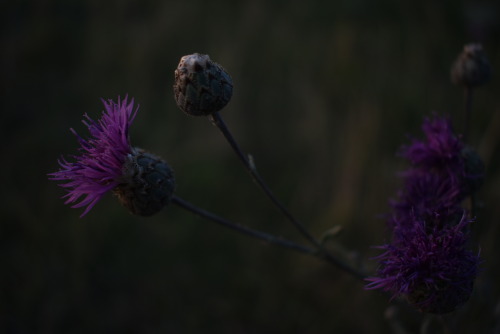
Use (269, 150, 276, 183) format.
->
(367, 115, 481, 314)
(49, 96, 137, 216)
(366, 214, 480, 314)
(393, 116, 483, 225)
(50, 96, 175, 217)
(391, 170, 463, 229)
(402, 116, 464, 172)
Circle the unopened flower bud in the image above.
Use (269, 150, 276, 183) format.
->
(173, 53, 233, 116)
(451, 43, 491, 87)
(114, 148, 175, 216)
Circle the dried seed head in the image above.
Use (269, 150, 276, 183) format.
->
(174, 53, 233, 116)
(114, 148, 175, 216)
(451, 43, 491, 87)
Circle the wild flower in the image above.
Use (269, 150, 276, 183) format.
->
(366, 116, 481, 314)
(49, 96, 175, 217)
(366, 213, 479, 314)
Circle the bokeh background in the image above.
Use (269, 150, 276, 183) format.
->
(2, 0, 500, 333)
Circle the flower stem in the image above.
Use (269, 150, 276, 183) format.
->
(463, 86, 477, 218)
(463, 86, 474, 142)
(172, 195, 366, 279)
(207, 112, 316, 244)
(207, 112, 366, 280)
(172, 195, 317, 255)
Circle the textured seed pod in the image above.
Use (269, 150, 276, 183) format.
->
(174, 53, 233, 116)
(114, 148, 175, 216)
(451, 43, 491, 87)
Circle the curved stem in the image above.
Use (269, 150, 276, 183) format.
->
(172, 195, 316, 256)
(208, 112, 317, 245)
(207, 112, 366, 280)
(172, 195, 366, 280)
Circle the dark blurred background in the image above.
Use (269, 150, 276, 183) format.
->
(1, 0, 500, 333)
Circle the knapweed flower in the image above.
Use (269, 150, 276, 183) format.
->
(366, 213, 479, 314)
(395, 116, 483, 222)
(402, 116, 464, 172)
(49, 96, 175, 217)
(366, 115, 481, 314)
(391, 171, 463, 229)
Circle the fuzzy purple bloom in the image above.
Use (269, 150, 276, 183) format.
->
(403, 116, 464, 171)
(366, 214, 479, 314)
(393, 117, 482, 224)
(367, 115, 481, 314)
(49, 96, 137, 217)
(392, 171, 461, 221)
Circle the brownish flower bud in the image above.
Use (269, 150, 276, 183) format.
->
(451, 43, 491, 87)
(174, 53, 233, 116)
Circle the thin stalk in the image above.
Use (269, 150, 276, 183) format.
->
(463, 86, 473, 142)
(208, 112, 317, 245)
(171, 195, 316, 256)
(172, 195, 366, 280)
(207, 112, 366, 280)
(463, 86, 477, 218)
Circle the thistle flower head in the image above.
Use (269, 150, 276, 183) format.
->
(366, 214, 480, 314)
(402, 116, 464, 171)
(367, 115, 481, 314)
(398, 116, 483, 205)
(391, 171, 463, 228)
(49, 96, 175, 217)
